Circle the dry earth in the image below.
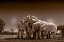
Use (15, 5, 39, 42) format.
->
(0, 38, 64, 42)
(0, 35, 64, 42)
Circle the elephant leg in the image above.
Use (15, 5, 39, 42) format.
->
(32, 31, 34, 38)
(53, 34, 55, 39)
(17, 33, 19, 39)
(52, 32, 55, 39)
(28, 31, 31, 38)
(21, 32, 23, 39)
(33, 31, 36, 39)
(27, 32, 29, 38)
(17, 31, 20, 39)
(38, 32, 40, 39)
(46, 32, 50, 39)
(46, 34, 49, 39)
(41, 31, 44, 39)
(25, 31, 28, 38)
(47, 32, 50, 39)
(21, 35, 23, 39)
(36, 31, 40, 39)
(26, 31, 31, 38)
(30, 30, 32, 38)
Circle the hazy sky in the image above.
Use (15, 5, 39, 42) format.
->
(0, 2, 64, 31)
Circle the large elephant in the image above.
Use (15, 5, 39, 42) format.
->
(18, 19, 33, 39)
(26, 15, 42, 39)
(32, 21, 41, 39)
(40, 22, 57, 39)
(17, 20, 25, 39)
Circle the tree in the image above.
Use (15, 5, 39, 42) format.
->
(10, 28, 15, 35)
(10, 28, 15, 33)
(0, 19, 5, 33)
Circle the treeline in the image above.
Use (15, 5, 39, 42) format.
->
(0, 31, 17, 35)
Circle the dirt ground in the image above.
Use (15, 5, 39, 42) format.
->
(0, 38, 64, 42)
(0, 37, 64, 42)
(0, 35, 63, 42)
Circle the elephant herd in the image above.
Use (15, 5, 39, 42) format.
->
(17, 15, 57, 39)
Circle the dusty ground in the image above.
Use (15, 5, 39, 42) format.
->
(0, 38, 64, 42)
(0, 35, 64, 42)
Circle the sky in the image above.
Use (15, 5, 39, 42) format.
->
(0, 1, 64, 32)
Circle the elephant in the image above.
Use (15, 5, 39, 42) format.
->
(17, 21, 24, 39)
(32, 21, 41, 39)
(40, 22, 57, 39)
(17, 19, 31, 39)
